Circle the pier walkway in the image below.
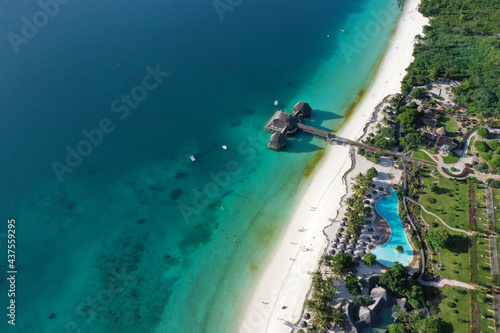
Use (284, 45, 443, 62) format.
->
(298, 123, 437, 167)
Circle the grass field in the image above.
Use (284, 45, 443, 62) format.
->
(440, 115, 459, 138)
(478, 295, 496, 332)
(412, 150, 436, 163)
(443, 153, 460, 164)
(476, 185, 490, 232)
(422, 211, 470, 282)
(468, 136, 476, 155)
(493, 188, 500, 228)
(477, 239, 492, 284)
(439, 287, 471, 333)
(420, 166, 469, 230)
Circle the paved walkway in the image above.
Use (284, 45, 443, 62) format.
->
(405, 197, 472, 236)
(419, 278, 474, 289)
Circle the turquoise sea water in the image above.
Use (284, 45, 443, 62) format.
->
(0, 0, 402, 332)
(371, 189, 414, 267)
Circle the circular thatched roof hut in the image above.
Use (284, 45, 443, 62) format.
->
(304, 313, 311, 320)
(301, 321, 307, 328)
(267, 132, 288, 151)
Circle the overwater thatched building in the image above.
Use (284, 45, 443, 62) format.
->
(292, 101, 312, 118)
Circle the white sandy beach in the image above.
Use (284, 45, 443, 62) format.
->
(238, 1, 428, 332)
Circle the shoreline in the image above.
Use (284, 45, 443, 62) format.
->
(238, 1, 428, 332)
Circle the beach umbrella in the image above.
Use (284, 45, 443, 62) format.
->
(368, 227, 374, 232)
(361, 250, 366, 256)
(340, 222, 346, 227)
(367, 213, 373, 218)
(364, 200, 370, 205)
(372, 190, 377, 195)
(354, 255, 361, 261)
(364, 236, 372, 241)
(368, 133, 374, 137)
(304, 313, 311, 320)
(378, 187, 383, 191)
(366, 194, 372, 198)
(350, 238, 356, 244)
(347, 249, 354, 255)
(371, 183, 376, 188)
(352, 268, 358, 273)
(301, 321, 307, 328)
(339, 244, 346, 250)
(354, 261, 360, 266)
(347, 244, 354, 250)
(339, 227, 344, 232)
(373, 235, 380, 240)
(342, 217, 347, 222)
(335, 237, 340, 243)
(329, 249, 336, 255)
(346, 234, 351, 240)
(365, 220, 371, 225)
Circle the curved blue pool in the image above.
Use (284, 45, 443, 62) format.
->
(370, 188, 414, 267)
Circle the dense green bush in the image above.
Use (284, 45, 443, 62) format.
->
(474, 140, 490, 153)
(477, 128, 490, 139)
(488, 140, 500, 151)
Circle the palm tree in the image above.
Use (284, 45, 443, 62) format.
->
(331, 308, 344, 328)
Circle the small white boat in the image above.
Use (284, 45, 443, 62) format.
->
(189, 155, 196, 162)
(222, 145, 227, 150)
(274, 100, 279, 106)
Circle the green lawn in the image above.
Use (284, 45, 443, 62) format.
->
(477, 240, 492, 284)
(468, 136, 476, 155)
(412, 150, 435, 163)
(493, 188, 500, 228)
(475, 185, 490, 232)
(478, 296, 496, 332)
(422, 211, 470, 282)
(442, 153, 460, 164)
(420, 167, 469, 230)
(439, 287, 471, 333)
(440, 115, 459, 138)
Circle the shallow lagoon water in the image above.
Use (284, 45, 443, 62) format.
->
(0, 0, 402, 331)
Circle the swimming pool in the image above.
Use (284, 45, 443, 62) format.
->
(371, 188, 414, 267)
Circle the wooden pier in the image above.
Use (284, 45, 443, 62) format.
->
(264, 101, 437, 167)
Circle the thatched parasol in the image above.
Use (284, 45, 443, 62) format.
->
(347, 249, 354, 255)
(373, 234, 380, 240)
(347, 244, 354, 250)
(350, 238, 357, 244)
(378, 187, 383, 191)
(366, 194, 372, 198)
(354, 261, 360, 266)
(340, 222, 346, 227)
(304, 313, 311, 320)
(339, 244, 346, 250)
(342, 217, 347, 222)
(301, 321, 308, 328)
(364, 200, 370, 205)
(368, 227, 374, 232)
(354, 255, 361, 261)
(329, 249, 336, 255)
(352, 267, 358, 273)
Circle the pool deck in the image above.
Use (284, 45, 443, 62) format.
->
(370, 186, 420, 270)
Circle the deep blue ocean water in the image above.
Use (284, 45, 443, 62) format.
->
(0, 0, 401, 331)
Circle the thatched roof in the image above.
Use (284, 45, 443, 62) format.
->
(436, 136, 461, 151)
(264, 110, 299, 134)
(304, 313, 311, 320)
(369, 287, 393, 312)
(436, 126, 447, 136)
(358, 306, 381, 328)
(267, 132, 287, 150)
(417, 105, 425, 112)
(292, 101, 312, 118)
(350, 238, 357, 244)
(339, 244, 346, 250)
